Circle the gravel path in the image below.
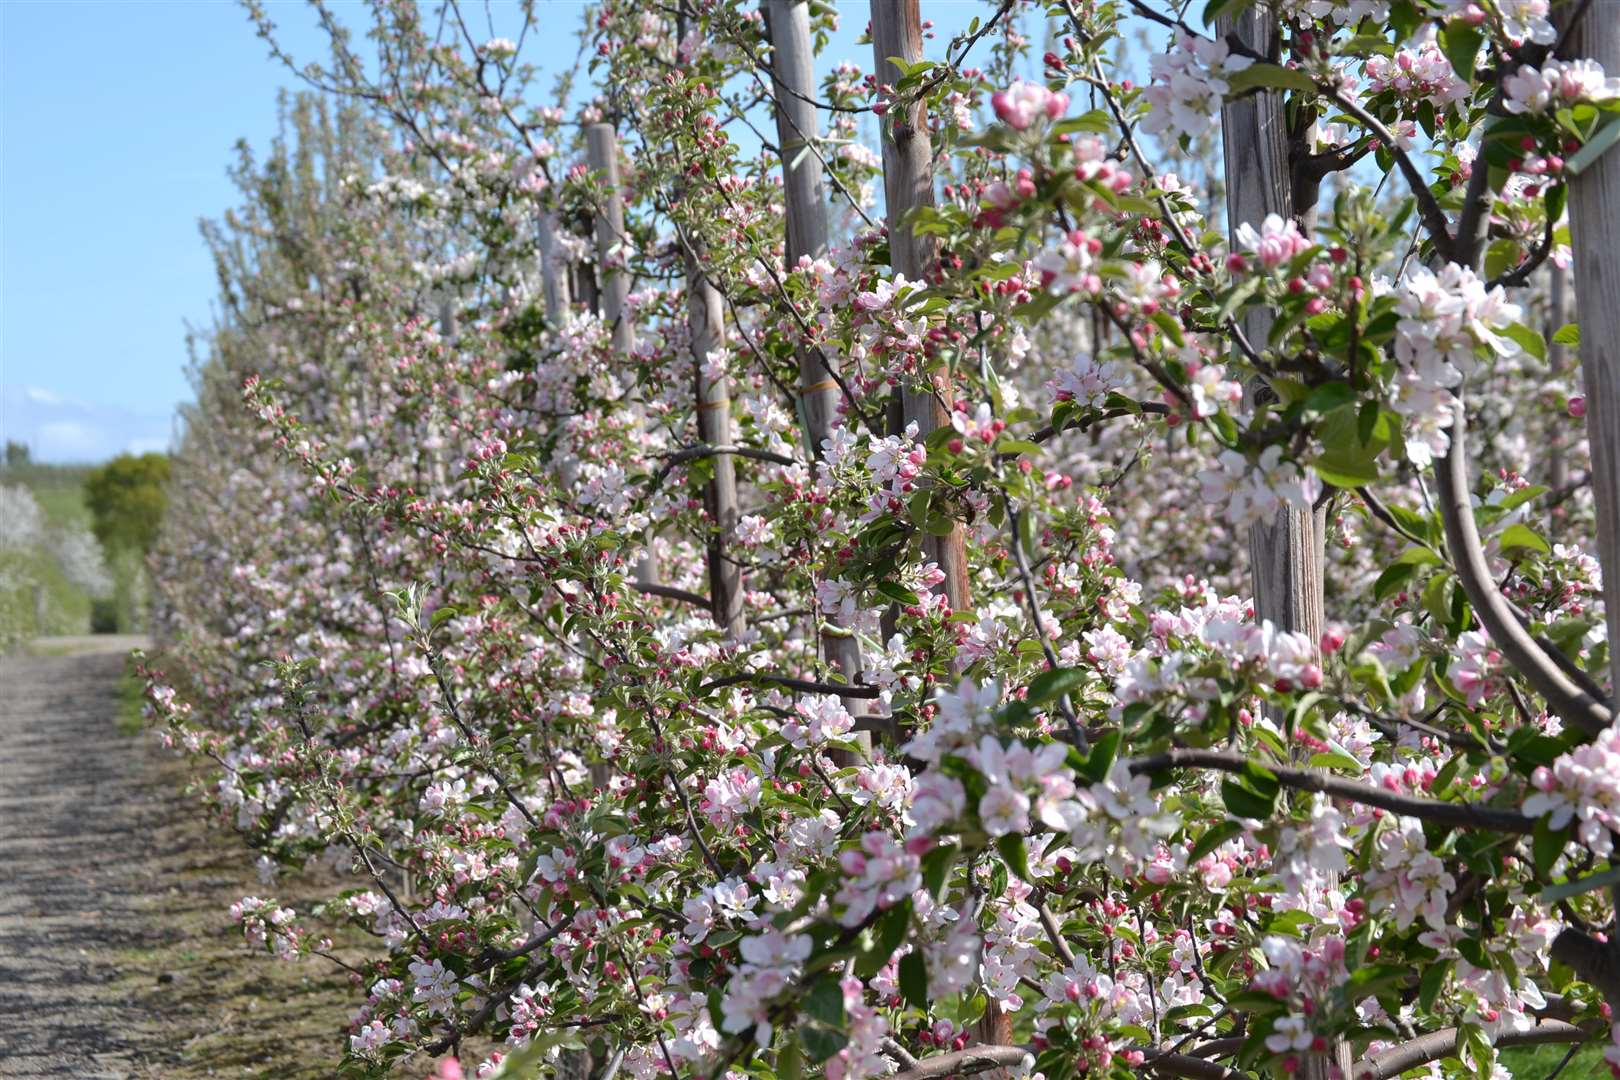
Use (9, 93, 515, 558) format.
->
(1, 640, 158, 1077)
(0, 638, 360, 1079)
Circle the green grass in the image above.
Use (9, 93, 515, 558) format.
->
(1, 461, 147, 645)
(117, 655, 147, 735)
(3, 462, 94, 528)
(1498, 1040, 1604, 1078)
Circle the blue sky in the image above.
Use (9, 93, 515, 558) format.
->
(1, 1, 1004, 463)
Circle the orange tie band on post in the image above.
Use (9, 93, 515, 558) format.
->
(799, 378, 838, 394)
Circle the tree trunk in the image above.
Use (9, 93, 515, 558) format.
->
(870, 0, 971, 618)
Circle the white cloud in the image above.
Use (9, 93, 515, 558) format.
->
(23, 386, 67, 405)
(2, 383, 176, 463)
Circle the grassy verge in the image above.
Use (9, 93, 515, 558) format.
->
(110, 654, 372, 1078)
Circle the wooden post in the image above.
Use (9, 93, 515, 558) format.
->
(1548, 264, 1570, 501)
(1218, 11, 1326, 662)
(870, 0, 993, 1044)
(870, 0, 971, 617)
(586, 123, 636, 357)
(429, 296, 456, 492)
(1219, 13, 1336, 1079)
(586, 123, 656, 585)
(1563, 3, 1620, 688)
(537, 211, 572, 324)
(766, 0, 874, 718)
(688, 256, 745, 637)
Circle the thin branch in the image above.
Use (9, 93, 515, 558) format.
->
(1350, 1019, 1589, 1079)
(697, 672, 883, 699)
(634, 581, 711, 608)
(882, 1046, 1030, 1080)
(1128, 748, 1537, 833)
(1331, 94, 1452, 251)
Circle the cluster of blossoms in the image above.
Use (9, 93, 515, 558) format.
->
(1364, 28, 1469, 112)
(990, 79, 1068, 130)
(1390, 263, 1522, 465)
(230, 895, 301, 962)
(138, 3, 1620, 1080)
(1525, 722, 1620, 858)
(1504, 57, 1620, 114)
(1142, 32, 1254, 142)
(1198, 448, 1319, 531)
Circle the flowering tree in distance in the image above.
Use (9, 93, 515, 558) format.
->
(147, 1, 1620, 1078)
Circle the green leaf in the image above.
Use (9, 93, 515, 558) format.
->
(1187, 820, 1244, 864)
(1304, 382, 1356, 417)
(1240, 759, 1280, 796)
(996, 833, 1031, 881)
(858, 899, 913, 977)
(1500, 484, 1548, 511)
(899, 950, 929, 1009)
(1308, 750, 1364, 774)
(1224, 62, 1317, 95)
(803, 977, 846, 1027)
(1202, 0, 1249, 26)
(1221, 777, 1278, 820)
(1216, 277, 1262, 323)
(1499, 523, 1551, 555)
(1346, 962, 1410, 997)
(801, 1023, 849, 1064)
(1418, 959, 1452, 1013)
(1052, 109, 1114, 135)
(921, 843, 956, 899)
(1027, 667, 1086, 705)
(1532, 815, 1568, 878)
(778, 1036, 804, 1080)
(1484, 237, 1519, 282)
(1552, 322, 1580, 347)
(1501, 322, 1547, 362)
(1540, 863, 1620, 904)
(1568, 114, 1620, 175)
(1372, 560, 1419, 602)
(876, 581, 921, 607)
(1312, 403, 1392, 487)
(1439, 23, 1483, 80)
(1080, 728, 1123, 785)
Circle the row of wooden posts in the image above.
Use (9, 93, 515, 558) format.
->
(531, 1, 1620, 1066)
(529, 0, 1620, 811)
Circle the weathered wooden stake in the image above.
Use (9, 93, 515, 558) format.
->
(870, 0, 971, 618)
(537, 212, 572, 325)
(586, 124, 636, 356)
(768, 0, 873, 719)
(688, 255, 745, 638)
(870, 0, 995, 1045)
(1219, 11, 1337, 1079)
(586, 123, 657, 585)
(1564, 3, 1620, 691)
(1218, 11, 1327, 664)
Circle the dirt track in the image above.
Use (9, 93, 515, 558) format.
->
(0, 638, 352, 1078)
